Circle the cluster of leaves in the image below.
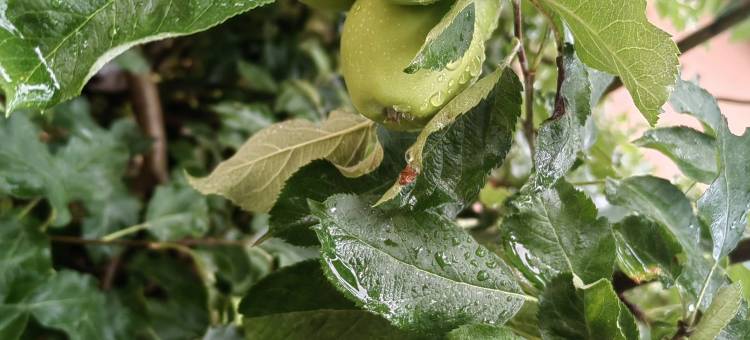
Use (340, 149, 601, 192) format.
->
(0, 0, 749, 340)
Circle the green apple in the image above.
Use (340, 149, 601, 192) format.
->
(341, 0, 500, 130)
(300, 0, 355, 11)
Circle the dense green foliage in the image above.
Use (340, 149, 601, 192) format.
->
(1, 0, 749, 339)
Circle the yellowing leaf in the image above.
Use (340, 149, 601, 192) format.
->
(188, 111, 381, 213)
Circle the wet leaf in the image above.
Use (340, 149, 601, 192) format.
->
(244, 310, 423, 339)
(312, 194, 526, 333)
(0, 0, 274, 113)
(446, 324, 523, 340)
(268, 128, 415, 246)
(239, 260, 354, 318)
(634, 127, 717, 183)
(534, 45, 591, 188)
(378, 65, 521, 216)
(613, 215, 683, 286)
(500, 180, 615, 287)
(691, 283, 744, 340)
(539, 274, 639, 340)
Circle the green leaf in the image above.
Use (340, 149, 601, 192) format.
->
(0, 218, 51, 288)
(728, 264, 750, 302)
(717, 301, 750, 340)
(127, 253, 210, 340)
(1, 270, 130, 340)
(538, 274, 639, 340)
(243, 310, 423, 340)
(501, 180, 615, 286)
(446, 324, 523, 340)
(237, 60, 278, 93)
(402, 0, 501, 72)
(535, 0, 680, 124)
(634, 127, 718, 183)
(691, 283, 744, 340)
(377, 65, 522, 215)
(145, 180, 210, 241)
(404, 1, 476, 74)
(189, 110, 381, 213)
(698, 122, 750, 260)
(0, 113, 71, 225)
(0, 0, 274, 113)
(239, 260, 354, 318)
(613, 215, 683, 286)
(312, 194, 527, 333)
(195, 244, 274, 296)
(534, 45, 591, 187)
(268, 128, 415, 246)
(605, 176, 700, 251)
(0, 101, 136, 228)
(211, 102, 275, 150)
(604, 175, 720, 307)
(622, 283, 682, 340)
(202, 326, 243, 340)
(669, 79, 723, 135)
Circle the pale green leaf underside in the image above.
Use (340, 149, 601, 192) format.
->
(189, 111, 381, 213)
(0, 0, 274, 113)
(691, 283, 744, 340)
(635, 126, 717, 184)
(537, 0, 680, 124)
(312, 194, 526, 333)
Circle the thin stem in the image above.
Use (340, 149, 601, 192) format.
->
(531, 25, 551, 71)
(717, 96, 750, 105)
(102, 222, 150, 241)
(513, 0, 536, 157)
(50, 235, 257, 248)
(16, 198, 41, 220)
(688, 261, 718, 327)
(128, 71, 169, 184)
(570, 180, 606, 186)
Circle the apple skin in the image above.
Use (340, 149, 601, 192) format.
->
(387, 0, 443, 5)
(300, 0, 355, 11)
(341, 0, 500, 131)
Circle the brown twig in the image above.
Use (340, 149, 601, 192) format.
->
(717, 96, 750, 105)
(101, 253, 122, 290)
(601, 0, 750, 99)
(50, 235, 256, 248)
(128, 72, 169, 184)
(512, 0, 536, 157)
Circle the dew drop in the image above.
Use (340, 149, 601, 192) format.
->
(475, 247, 487, 257)
(451, 237, 461, 246)
(476, 270, 490, 281)
(446, 59, 460, 71)
(429, 91, 444, 107)
(435, 251, 451, 269)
